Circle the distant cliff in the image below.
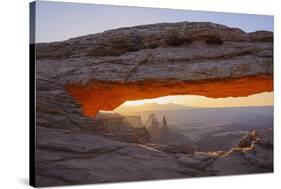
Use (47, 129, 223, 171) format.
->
(145, 114, 192, 145)
(92, 112, 151, 144)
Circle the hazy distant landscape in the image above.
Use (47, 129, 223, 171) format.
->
(115, 103, 273, 151)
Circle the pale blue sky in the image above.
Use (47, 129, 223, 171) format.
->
(35, 1, 274, 43)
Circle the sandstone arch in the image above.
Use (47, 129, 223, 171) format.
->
(65, 75, 272, 116)
(34, 21, 274, 187)
(36, 22, 273, 117)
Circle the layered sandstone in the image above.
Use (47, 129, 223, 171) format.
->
(35, 22, 273, 186)
(36, 22, 273, 116)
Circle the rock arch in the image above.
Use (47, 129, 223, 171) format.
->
(37, 22, 273, 117)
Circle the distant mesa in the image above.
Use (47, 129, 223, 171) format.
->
(93, 112, 151, 144)
(115, 102, 193, 113)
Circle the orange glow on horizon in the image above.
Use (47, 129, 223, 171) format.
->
(65, 75, 273, 117)
(114, 92, 273, 113)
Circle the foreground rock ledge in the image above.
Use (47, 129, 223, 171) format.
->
(36, 21, 273, 117)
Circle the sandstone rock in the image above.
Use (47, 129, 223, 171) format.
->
(256, 128, 273, 148)
(208, 150, 263, 175)
(144, 114, 191, 145)
(162, 116, 169, 132)
(162, 143, 196, 154)
(177, 155, 202, 168)
(193, 152, 214, 161)
(246, 128, 273, 170)
(238, 130, 258, 148)
(207, 129, 273, 175)
(146, 113, 160, 133)
(36, 22, 273, 116)
(91, 114, 151, 144)
(34, 22, 273, 186)
(208, 151, 227, 157)
(176, 153, 216, 171)
(36, 127, 202, 187)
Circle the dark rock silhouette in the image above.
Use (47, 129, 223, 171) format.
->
(162, 116, 169, 132)
(146, 114, 160, 133)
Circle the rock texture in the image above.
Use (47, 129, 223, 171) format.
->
(34, 22, 273, 186)
(36, 126, 273, 187)
(36, 22, 273, 116)
(238, 130, 258, 148)
(208, 128, 273, 175)
(36, 127, 202, 186)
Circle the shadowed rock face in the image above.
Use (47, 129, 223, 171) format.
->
(35, 22, 273, 186)
(36, 22, 273, 116)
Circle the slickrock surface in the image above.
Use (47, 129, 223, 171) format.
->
(35, 22, 273, 186)
(36, 127, 273, 186)
(36, 127, 202, 186)
(208, 128, 273, 175)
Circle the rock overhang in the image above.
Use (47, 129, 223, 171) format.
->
(36, 21, 273, 117)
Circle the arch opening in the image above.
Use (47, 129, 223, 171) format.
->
(65, 74, 273, 117)
(113, 92, 273, 115)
